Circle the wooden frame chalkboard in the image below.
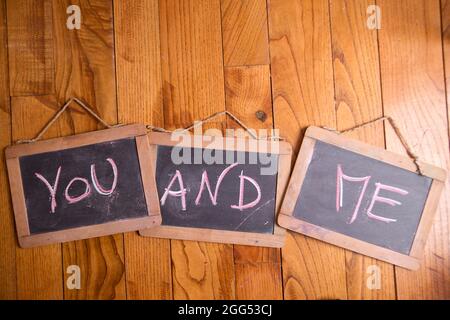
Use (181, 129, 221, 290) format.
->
(278, 126, 447, 270)
(139, 132, 293, 247)
(5, 124, 161, 248)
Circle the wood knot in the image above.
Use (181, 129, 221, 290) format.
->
(255, 110, 267, 122)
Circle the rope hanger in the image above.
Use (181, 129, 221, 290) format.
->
(16, 97, 422, 175)
(323, 116, 423, 175)
(16, 97, 120, 144)
(146, 110, 284, 141)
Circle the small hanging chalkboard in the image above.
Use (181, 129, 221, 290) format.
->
(139, 132, 292, 247)
(278, 126, 446, 270)
(6, 124, 161, 248)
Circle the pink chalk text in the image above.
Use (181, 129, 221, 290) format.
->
(336, 164, 408, 224)
(35, 158, 118, 213)
(160, 163, 262, 211)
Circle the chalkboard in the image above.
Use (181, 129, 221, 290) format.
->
(140, 132, 293, 247)
(293, 140, 431, 254)
(279, 127, 446, 270)
(156, 145, 278, 233)
(6, 125, 161, 248)
(20, 138, 147, 234)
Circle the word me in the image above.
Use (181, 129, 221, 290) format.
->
(336, 164, 408, 224)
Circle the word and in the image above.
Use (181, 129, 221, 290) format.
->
(35, 158, 118, 213)
(160, 163, 262, 211)
(336, 164, 408, 224)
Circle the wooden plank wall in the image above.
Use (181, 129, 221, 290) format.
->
(0, 0, 448, 300)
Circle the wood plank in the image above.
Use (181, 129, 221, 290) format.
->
(159, 0, 235, 299)
(221, 0, 269, 66)
(114, 0, 172, 300)
(0, 0, 16, 300)
(6, 0, 54, 96)
(329, 0, 395, 299)
(224, 65, 282, 299)
(268, 0, 347, 299)
(48, 0, 125, 300)
(235, 263, 282, 300)
(378, 0, 450, 299)
(442, 0, 450, 165)
(11, 96, 63, 300)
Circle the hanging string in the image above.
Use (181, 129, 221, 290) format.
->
(16, 97, 120, 144)
(146, 110, 284, 141)
(324, 116, 423, 175)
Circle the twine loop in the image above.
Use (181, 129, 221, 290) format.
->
(147, 110, 285, 141)
(325, 116, 423, 175)
(16, 98, 121, 144)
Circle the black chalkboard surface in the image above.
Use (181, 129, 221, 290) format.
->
(293, 140, 431, 255)
(20, 138, 148, 234)
(6, 125, 161, 248)
(155, 145, 278, 234)
(140, 132, 293, 247)
(279, 126, 446, 270)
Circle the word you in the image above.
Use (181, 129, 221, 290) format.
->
(161, 163, 261, 211)
(336, 164, 408, 224)
(35, 158, 118, 213)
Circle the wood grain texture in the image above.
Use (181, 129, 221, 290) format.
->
(235, 263, 282, 300)
(224, 65, 282, 299)
(1, 0, 449, 300)
(0, 0, 16, 300)
(159, 0, 235, 299)
(221, 0, 269, 66)
(443, 0, 450, 165)
(268, 0, 347, 299)
(114, 0, 172, 300)
(52, 0, 116, 116)
(11, 96, 64, 300)
(329, 0, 396, 299)
(6, 0, 54, 96)
(43, 0, 125, 300)
(378, 0, 450, 299)
(159, 0, 226, 128)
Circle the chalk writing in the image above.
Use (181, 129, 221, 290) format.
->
(336, 164, 409, 224)
(65, 177, 91, 204)
(367, 183, 409, 223)
(160, 170, 187, 210)
(160, 162, 262, 212)
(195, 163, 239, 206)
(35, 166, 62, 214)
(336, 164, 371, 224)
(231, 170, 262, 211)
(35, 158, 119, 213)
(91, 158, 118, 195)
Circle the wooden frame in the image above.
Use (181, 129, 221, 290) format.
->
(278, 126, 447, 270)
(5, 124, 161, 248)
(139, 132, 293, 248)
